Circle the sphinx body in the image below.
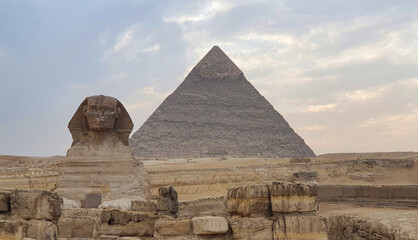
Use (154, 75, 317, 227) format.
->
(54, 95, 150, 208)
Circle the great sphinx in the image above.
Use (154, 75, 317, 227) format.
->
(55, 95, 150, 209)
(68, 95, 132, 147)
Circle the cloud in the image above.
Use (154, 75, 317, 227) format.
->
(142, 44, 160, 52)
(126, 101, 153, 111)
(141, 86, 170, 99)
(302, 104, 337, 113)
(300, 125, 325, 131)
(103, 29, 133, 59)
(360, 109, 418, 137)
(338, 87, 388, 102)
(162, 0, 237, 24)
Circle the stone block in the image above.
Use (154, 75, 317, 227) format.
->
(26, 220, 58, 240)
(326, 215, 397, 240)
(191, 216, 228, 235)
(270, 195, 317, 213)
(100, 209, 155, 237)
(228, 217, 273, 240)
(57, 216, 98, 238)
(292, 171, 318, 180)
(342, 186, 357, 198)
(10, 190, 62, 221)
(131, 200, 156, 212)
(0, 192, 10, 212)
(85, 193, 102, 208)
(269, 182, 317, 213)
(317, 186, 343, 200)
(269, 182, 318, 197)
(62, 197, 80, 209)
(100, 222, 154, 237)
(273, 216, 328, 240)
(157, 186, 178, 214)
(0, 220, 27, 239)
(178, 197, 226, 218)
(117, 237, 145, 240)
(100, 235, 119, 240)
(155, 217, 190, 236)
(100, 198, 138, 210)
(101, 209, 155, 225)
(226, 185, 270, 217)
(393, 186, 418, 199)
(61, 208, 102, 218)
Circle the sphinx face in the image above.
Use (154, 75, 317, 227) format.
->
(84, 96, 119, 132)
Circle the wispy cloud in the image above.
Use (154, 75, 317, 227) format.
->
(339, 87, 388, 102)
(126, 101, 153, 111)
(302, 104, 337, 113)
(360, 109, 418, 137)
(142, 44, 160, 52)
(163, 0, 236, 24)
(103, 29, 133, 59)
(141, 86, 170, 99)
(300, 125, 326, 131)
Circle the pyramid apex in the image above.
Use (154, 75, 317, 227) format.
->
(191, 46, 242, 80)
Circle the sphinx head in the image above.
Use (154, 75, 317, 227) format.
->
(68, 95, 133, 146)
(83, 96, 121, 132)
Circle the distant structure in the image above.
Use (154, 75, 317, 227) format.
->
(130, 46, 315, 158)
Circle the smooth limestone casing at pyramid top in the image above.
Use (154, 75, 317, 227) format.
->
(130, 46, 315, 158)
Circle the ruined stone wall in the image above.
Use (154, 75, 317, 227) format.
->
(1, 155, 415, 202)
(318, 185, 418, 208)
(146, 157, 416, 201)
(0, 189, 62, 239)
(0, 156, 61, 191)
(327, 215, 416, 240)
(2, 184, 416, 240)
(0, 168, 58, 190)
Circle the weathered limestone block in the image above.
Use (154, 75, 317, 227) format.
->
(178, 197, 227, 218)
(191, 216, 228, 235)
(100, 209, 155, 237)
(131, 200, 156, 212)
(101, 222, 154, 237)
(273, 216, 328, 240)
(157, 187, 179, 214)
(228, 217, 273, 240)
(0, 191, 10, 212)
(326, 215, 405, 240)
(269, 182, 317, 213)
(154, 217, 190, 236)
(100, 235, 119, 240)
(61, 208, 102, 218)
(57, 216, 98, 239)
(100, 198, 146, 211)
(117, 237, 146, 240)
(0, 220, 27, 239)
(10, 190, 62, 221)
(62, 197, 80, 209)
(26, 220, 57, 240)
(226, 185, 270, 217)
(292, 171, 318, 180)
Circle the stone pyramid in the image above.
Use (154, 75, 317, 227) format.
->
(130, 46, 315, 158)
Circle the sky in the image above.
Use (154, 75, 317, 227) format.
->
(0, 0, 417, 156)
